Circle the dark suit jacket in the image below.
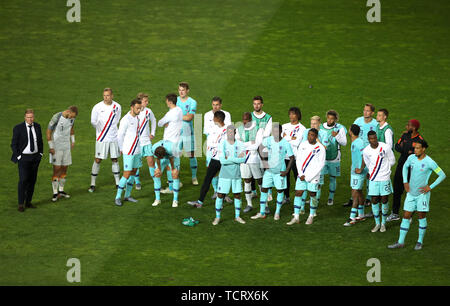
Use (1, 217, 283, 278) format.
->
(11, 122, 43, 163)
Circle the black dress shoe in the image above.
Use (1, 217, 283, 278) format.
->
(18, 205, 25, 212)
(26, 203, 37, 208)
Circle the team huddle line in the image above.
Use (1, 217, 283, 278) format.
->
(15, 82, 446, 251)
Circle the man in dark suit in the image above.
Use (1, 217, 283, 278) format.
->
(11, 109, 43, 212)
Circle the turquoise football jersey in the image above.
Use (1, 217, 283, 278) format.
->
(177, 97, 197, 126)
(302, 128, 330, 148)
(351, 137, 365, 174)
(353, 116, 378, 146)
(403, 155, 446, 196)
(219, 139, 246, 179)
(263, 137, 294, 174)
(151, 140, 175, 159)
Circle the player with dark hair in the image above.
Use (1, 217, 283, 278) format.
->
(320, 109, 347, 206)
(187, 111, 229, 208)
(281, 107, 306, 204)
(387, 119, 425, 222)
(251, 123, 294, 220)
(236, 112, 265, 213)
(344, 124, 367, 226)
(204, 96, 232, 200)
(363, 130, 396, 232)
(287, 128, 326, 225)
(47, 106, 78, 202)
(151, 140, 181, 208)
(376, 108, 394, 150)
(115, 99, 142, 206)
(152, 93, 183, 206)
(343, 104, 379, 208)
(388, 139, 446, 250)
(213, 125, 247, 225)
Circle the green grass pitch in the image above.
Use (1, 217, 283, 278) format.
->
(0, 0, 449, 285)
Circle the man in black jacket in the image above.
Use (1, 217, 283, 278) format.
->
(11, 109, 43, 212)
(387, 119, 424, 222)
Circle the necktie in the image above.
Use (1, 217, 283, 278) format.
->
(29, 125, 35, 152)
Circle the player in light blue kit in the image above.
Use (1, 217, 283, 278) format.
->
(320, 110, 347, 206)
(151, 140, 181, 208)
(213, 125, 247, 225)
(350, 103, 379, 208)
(251, 123, 295, 220)
(388, 139, 446, 250)
(344, 124, 367, 226)
(177, 82, 198, 185)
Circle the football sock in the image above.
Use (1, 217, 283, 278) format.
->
(329, 176, 336, 200)
(275, 192, 284, 215)
(398, 218, 410, 244)
(124, 175, 135, 198)
(112, 161, 120, 185)
(259, 191, 268, 215)
(350, 208, 357, 219)
(251, 179, 256, 194)
(215, 197, 223, 218)
(134, 169, 141, 185)
(301, 191, 307, 211)
(91, 161, 100, 186)
(358, 204, 365, 217)
(190, 157, 198, 179)
(234, 198, 241, 218)
(316, 186, 322, 201)
(154, 177, 161, 201)
(212, 176, 218, 192)
(294, 196, 301, 218)
(116, 176, 127, 199)
(167, 169, 173, 191)
(52, 176, 59, 194)
(372, 203, 381, 225)
(365, 180, 370, 200)
(149, 167, 155, 180)
(381, 202, 389, 224)
(418, 218, 427, 244)
(310, 196, 318, 216)
(244, 181, 253, 206)
(173, 179, 180, 201)
(58, 175, 66, 192)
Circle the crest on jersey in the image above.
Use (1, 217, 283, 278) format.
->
(312, 148, 320, 154)
(379, 150, 385, 158)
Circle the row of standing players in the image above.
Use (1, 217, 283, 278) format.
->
(46, 84, 446, 250)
